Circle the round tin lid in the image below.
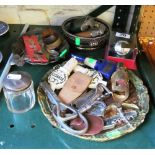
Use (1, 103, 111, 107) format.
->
(0, 21, 9, 36)
(114, 40, 132, 56)
(3, 71, 32, 92)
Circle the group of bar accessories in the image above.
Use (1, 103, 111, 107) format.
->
(0, 16, 149, 141)
(37, 55, 149, 141)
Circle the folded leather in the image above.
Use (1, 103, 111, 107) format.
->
(58, 72, 92, 104)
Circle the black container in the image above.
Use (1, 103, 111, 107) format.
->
(62, 16, 110, 51)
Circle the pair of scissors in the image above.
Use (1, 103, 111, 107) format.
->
(39, 81, 88, 135)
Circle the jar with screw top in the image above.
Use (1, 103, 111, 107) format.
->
(3, 71, 35, 113)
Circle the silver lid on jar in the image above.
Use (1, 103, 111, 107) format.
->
(3, 71, 32, 92)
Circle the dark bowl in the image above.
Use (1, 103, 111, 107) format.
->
(62, 16, 110, 51)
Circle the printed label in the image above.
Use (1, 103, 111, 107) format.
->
(7, 74, 22, 80)
(116, 32, 130, 39)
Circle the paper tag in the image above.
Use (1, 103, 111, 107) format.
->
(116, 32, 130, 39)
(75, 37, 80, 46)
(7, 74, 22, 80)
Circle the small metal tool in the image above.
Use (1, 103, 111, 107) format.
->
(73, 83, 112, 113)
(104, 108, 136, 129)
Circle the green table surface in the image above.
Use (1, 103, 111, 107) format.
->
(0, 24, 155, 149)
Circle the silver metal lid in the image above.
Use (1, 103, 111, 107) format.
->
(3, 71, 32, 91)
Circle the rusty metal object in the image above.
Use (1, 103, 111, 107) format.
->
(76, 24, 106, 38)
(111, 65, 129, 103)
(41, 28, 55, 38)
(76, 31, 92, 38)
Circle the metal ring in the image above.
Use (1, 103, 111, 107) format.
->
(114, 40, 131, 56)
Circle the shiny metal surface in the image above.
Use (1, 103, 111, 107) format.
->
(3, 71, 32, 92)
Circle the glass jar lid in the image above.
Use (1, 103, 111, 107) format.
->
(3, 71, 32, 92)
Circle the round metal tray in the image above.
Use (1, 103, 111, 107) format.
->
(37, 63, 149, 142)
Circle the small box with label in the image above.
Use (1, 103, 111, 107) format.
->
(105, 31, 138, 70)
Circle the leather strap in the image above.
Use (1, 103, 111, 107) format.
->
(42, 28, 62, 51)
(46, 37, 61, 51)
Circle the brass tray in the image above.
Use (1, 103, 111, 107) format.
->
(37, 64, 149, 142)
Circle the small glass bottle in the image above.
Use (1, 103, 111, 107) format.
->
(3, 71, 35, 113)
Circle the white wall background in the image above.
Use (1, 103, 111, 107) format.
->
(0, 5, 116, 25)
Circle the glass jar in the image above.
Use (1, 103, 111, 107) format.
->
(3, 71, 35, 113)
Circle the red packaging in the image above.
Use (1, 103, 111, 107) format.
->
(23, 35, 48, 63)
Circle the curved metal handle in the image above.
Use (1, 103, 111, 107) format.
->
(52, 105, 88, 135)
(40, 81, 89, 135)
